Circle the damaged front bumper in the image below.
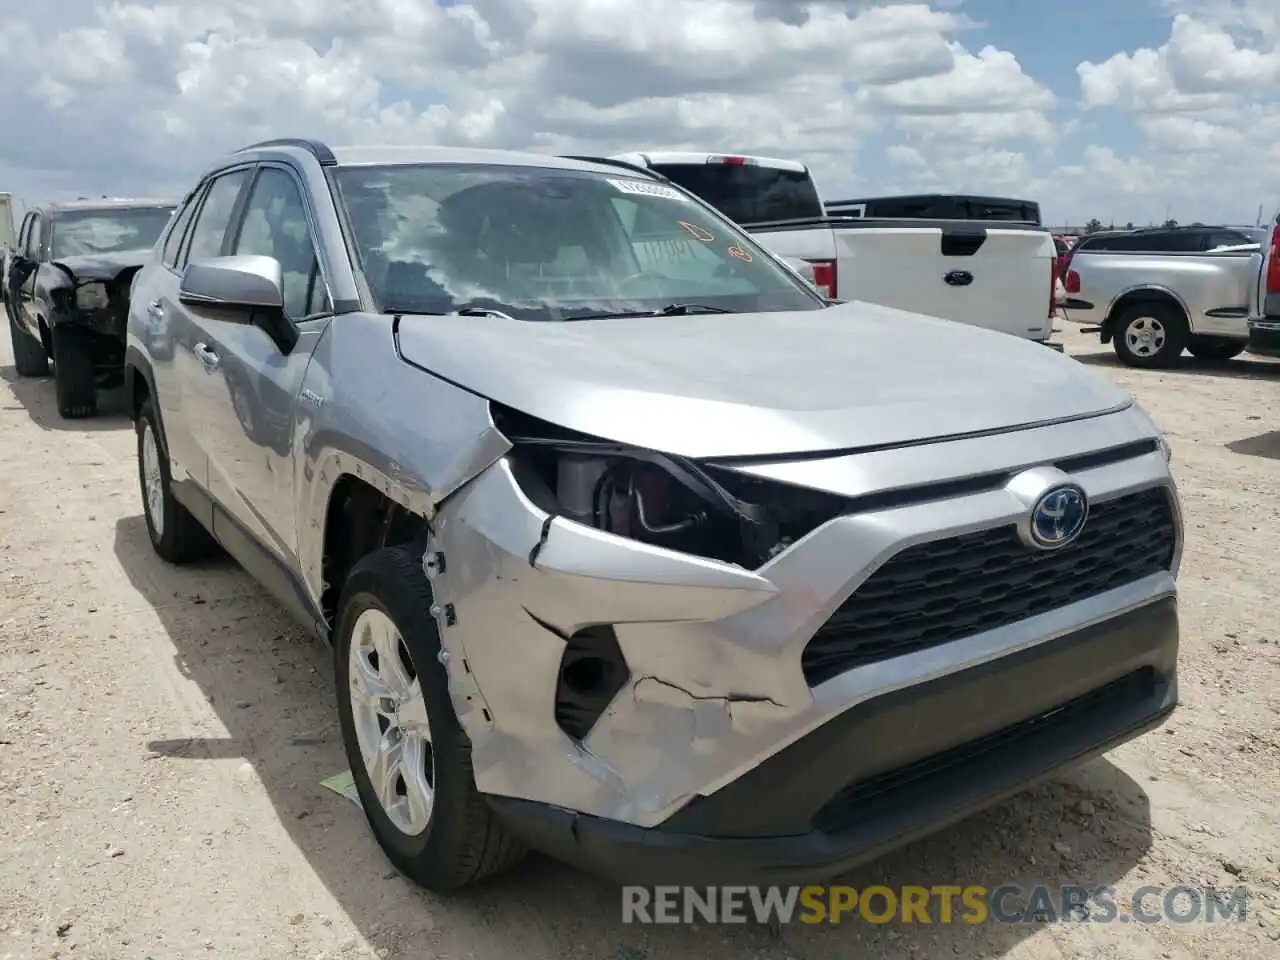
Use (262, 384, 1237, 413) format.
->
(489, 598, 1176, 885)
(423, 405, 1180, 883)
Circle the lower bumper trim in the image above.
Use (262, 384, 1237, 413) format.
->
(487, 597, 1178, 885)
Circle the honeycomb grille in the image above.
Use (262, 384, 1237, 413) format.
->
(801, 486, 1176, 686)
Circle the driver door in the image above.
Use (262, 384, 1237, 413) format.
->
(5, 214, 32, 327)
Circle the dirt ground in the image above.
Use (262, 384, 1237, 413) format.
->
(1, 322, 1278, 960)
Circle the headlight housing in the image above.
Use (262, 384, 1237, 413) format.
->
(491, 402, 847, 569)
(1129, 401, 1173, 463)
(75, 282, 109, 310)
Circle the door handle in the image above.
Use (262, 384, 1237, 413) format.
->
(146, 299, 164, 319)
(193, 342, 220, 370)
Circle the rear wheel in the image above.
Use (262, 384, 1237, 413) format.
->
(1186, 335, 1246, 362)
(1112, 303, 1187, 369)
(335, 547, 525, 890)
(8, 316, 48, 377)
(51, 325, 97, 418)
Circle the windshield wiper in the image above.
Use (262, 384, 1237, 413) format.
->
(390, 307, 518, 320)
(564, 303, 732, 321)
(456, 306, 517, 320)
(656, 303, 731, 315)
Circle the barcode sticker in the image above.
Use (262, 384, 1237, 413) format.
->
(607, 178, 689, 202)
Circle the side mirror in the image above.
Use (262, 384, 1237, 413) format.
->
(179, 255, 299, 354)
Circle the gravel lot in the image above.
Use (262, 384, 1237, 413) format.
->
(1, 323, 1278, 959)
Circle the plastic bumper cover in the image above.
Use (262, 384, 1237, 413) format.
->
(487, 596, 1178, 886)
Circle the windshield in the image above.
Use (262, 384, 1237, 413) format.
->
(50, 207, 175, 258)
(332, 163, 824, 320)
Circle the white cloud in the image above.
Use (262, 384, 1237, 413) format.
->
(1070, 7, 1280, 224)
(1078, 14, 1278, 111)
(0, 1, 1274, 226)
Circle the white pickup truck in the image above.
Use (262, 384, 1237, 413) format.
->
(605, 152, 1058, 346)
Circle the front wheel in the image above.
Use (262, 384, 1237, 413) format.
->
(51, 325, 97, 418)
(1112, 303, 1188, 369)
(1186, 335, 1246, 362)
(334, 547, 524, 890)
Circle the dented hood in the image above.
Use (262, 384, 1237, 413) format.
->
(393, 302, 1131, 459)
(52, 248, 151, 281)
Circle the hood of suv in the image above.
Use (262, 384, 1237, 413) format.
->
(51, 248, 152, 282)
(393, 301, 1130, 459)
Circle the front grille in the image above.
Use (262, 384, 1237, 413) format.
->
(801, 486, 1176, 686)
(812, 667, 1157, 832)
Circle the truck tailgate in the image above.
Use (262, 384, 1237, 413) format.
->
(831, 222, 1054, 339)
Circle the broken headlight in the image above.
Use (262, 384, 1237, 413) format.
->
(75, 282, 109, 310)
(492, 403, 847, 569)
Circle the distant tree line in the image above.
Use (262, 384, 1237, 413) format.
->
(1080, 218, 1181, 233)
(1080, 218, 1187, 233)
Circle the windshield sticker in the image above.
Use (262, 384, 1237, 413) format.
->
(727, 245, 753, 262)
(677, 220, 715, 242)
(607, 178, 689, 202)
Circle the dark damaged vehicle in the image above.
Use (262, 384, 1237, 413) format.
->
(7, 198, 176, 417)
(125, 140, 1182, 891)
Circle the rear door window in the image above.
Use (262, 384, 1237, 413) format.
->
(649, 163, 823, 225)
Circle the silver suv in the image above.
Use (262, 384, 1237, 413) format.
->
(124, 138, 1182, 890)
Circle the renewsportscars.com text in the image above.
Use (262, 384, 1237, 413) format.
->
(621, 884, 1250, 925)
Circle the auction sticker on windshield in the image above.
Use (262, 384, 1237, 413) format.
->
(607, 178, 689, 202)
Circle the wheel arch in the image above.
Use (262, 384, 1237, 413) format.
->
(123, 344, 165, 434)
(319, 472, 431, 630)
(1102, 286, 1190, 344)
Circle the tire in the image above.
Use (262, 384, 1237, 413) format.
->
(51, 325, 97, 418)
(1111, 302, 1188, 369)
(8, 316, 48, 377)
(1186, 335, 1246, 362)
(335, 547, 525, 890)
(136, 397, 219, 564)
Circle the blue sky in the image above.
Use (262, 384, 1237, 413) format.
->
(975, 0, 1167, 160)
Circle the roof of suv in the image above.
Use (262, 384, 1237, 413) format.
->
(227, 140, 659, 180)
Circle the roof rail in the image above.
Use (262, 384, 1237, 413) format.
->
(235, 137, 337, 166)
(558, 155, 670, 183)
